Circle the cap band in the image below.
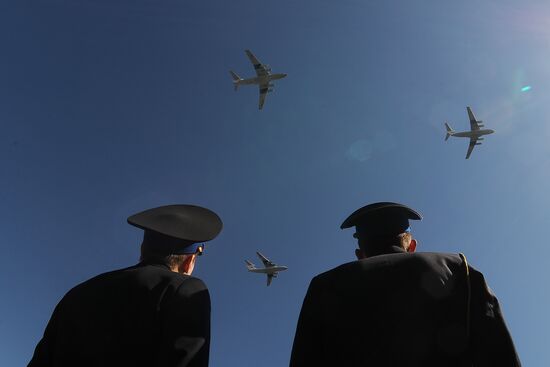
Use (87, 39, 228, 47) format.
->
(142, 230, 202, 256)
(172, 242, 204, 255)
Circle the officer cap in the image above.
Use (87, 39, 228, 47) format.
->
(128, 204, 223, 255)
(340, 202, 422, 236)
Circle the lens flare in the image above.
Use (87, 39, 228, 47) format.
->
(347, 139, 373, 162)
(521, 85, 532, 92)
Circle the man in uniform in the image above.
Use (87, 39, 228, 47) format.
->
(28, 204, 223, 367)
(290, 202, 521, 366)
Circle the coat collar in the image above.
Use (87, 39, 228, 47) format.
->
(367, 245, 407, 257)
(137, 260, 171, 270)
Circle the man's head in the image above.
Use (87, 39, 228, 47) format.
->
(139, 230, 205, 274)
(128, 204, 223, 275)
(340, 202, 422, 259)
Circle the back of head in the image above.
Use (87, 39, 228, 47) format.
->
(139, 230, 198, 268)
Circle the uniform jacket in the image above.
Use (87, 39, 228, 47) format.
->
(28, 262, 210, 367)
(290, 247, 521, 367)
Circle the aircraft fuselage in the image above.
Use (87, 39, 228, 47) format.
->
(237, 73, 287, 86)
(450, 129, 494, 138)
(247, 266, 288, 274)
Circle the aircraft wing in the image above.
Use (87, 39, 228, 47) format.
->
(467, 107, 481, 131)
(465, 137, 479, 159)
(256, 251, 275, 267)
(267, 274, 273, 286)
(245, 49, 270, 78)
(258, 83, 269, 110)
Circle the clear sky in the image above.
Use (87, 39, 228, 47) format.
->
(1, 0, 548, 365)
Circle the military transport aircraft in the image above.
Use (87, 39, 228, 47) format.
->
(245, 252, 288, 286)
(445, 106, 495, 159)
(230, 49, 287, 110)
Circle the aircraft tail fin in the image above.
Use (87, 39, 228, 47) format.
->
(245, 260, 255, 270)
(230, 71, 241, 91)
(444, 122, 454, 141)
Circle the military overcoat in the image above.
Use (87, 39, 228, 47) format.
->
(28, 262, 210, 367)
(290, 247, 521, 366)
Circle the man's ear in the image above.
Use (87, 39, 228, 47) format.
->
(178, 254, 197, 275)
(355, 248, 366, 260)
(407, 239, 417, 253)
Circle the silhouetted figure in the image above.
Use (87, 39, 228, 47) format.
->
(28, 204, 222, 367)
(290, 202, 520, 367)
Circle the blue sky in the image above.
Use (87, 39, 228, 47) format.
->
(1, 0, 549, 365)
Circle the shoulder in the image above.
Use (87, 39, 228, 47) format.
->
(62, 264, 208, 302)
(173, 276, 209, 298)
(309, 252, 467, 290)
(127, 266, 210, 301)
(60, 266, 135, 298)
(162, 276, 211, 316)
(317, 252, 463, 277)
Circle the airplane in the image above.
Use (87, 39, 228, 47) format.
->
(445, 106, 495, 159)
(245, 251, 288, 286)
(230, 50, 287, 110)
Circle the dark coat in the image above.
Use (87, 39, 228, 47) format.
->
(290, 247, 521, 367)
(28, 262, 210, 367)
